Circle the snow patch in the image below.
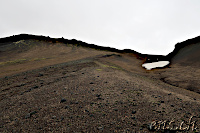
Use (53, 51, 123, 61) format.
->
(142, 61, 170, 70)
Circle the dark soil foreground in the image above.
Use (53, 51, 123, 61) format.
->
(0, 57, 199, 132)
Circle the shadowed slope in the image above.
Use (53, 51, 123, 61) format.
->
(167, 36, 200, 66)
(151, 36, 200, 93)
(170, 43, 200, 66)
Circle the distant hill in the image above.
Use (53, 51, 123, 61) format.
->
(0, 34, 200, 66)
(0, 34, 169, 63)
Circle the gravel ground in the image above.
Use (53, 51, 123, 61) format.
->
(0, 57, 199, 132)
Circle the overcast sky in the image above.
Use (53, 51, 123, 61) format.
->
(0, 0, 200, 55)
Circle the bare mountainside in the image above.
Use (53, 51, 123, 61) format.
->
(156, 36, 200, 94)
(0, 34, 200, 132)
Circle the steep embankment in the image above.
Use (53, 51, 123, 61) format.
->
(153, 36, 200, 93)
(168, 36, 200, 66)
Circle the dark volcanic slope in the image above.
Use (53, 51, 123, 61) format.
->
(167, 36, 200, 66)
(155, 36, 200, 94)
(0, 34, 200, 93)
(0, 54, 199, 132)
(0, 34, 200, 91)
(0, 34, 200, 132)
(170, 43, 200, 66)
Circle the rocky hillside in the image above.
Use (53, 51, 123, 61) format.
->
(0, 34, 199, 132)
